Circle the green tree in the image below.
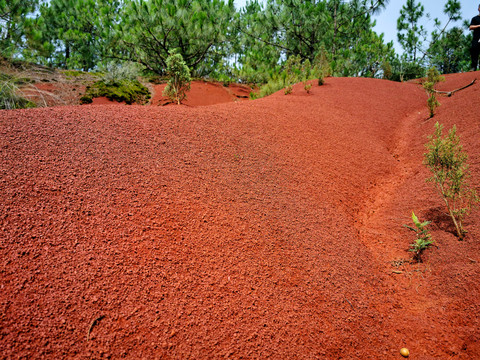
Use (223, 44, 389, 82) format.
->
(427, 27, 470, 74)
(312, 47, 331, 85)
(424, 122, 479, 240)
(266, 0, 393, 76)
(163, 52, 191, 105)
(231, 0, 282, 84)
(422, 0, 464, 71)
(284, 54, 302, 94)
(328, 0, 390, 63)
(0, 0, 38, 57)
(235, 0, 391, 78)
(25, 0, 120, 70)
(337, 27, 396, 78)
(116, 0, 235, 77)
(397, 0, 427, 64)
(397, 0, 464, 74)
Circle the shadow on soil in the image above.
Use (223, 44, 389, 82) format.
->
(424, 207, 458, 237)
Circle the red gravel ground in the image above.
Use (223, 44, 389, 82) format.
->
(1, 73, 480, 359)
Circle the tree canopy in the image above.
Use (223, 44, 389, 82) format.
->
(0, 0, 38, 57)
(1, 0, 472, 81)
(113, 0, 236, 76)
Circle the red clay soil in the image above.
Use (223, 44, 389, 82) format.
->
(1, 73, 480, 359)
(89, 97, 119, 105)
(151, 81, 252, 106)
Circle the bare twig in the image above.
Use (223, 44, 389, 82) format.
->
(86, 315, 105, 341)
(344, 297, 355, 310)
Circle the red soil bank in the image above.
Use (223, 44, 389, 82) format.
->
(151, 80, 251, 106)
(1, 73, 479, 359)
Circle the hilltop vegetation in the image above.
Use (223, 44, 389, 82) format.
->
(0, 0, 472, 86)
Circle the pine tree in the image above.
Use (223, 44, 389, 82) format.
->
(162, 52, 191, 105)
(427, 27, 470, 74)
(424, 0, 465, 72)
(26, 0, 119, 70)
(116, 0, 235, 76)
(235, 0, 392, 78)
(397, 0, 427, 63)
(0, 0, 38, 57)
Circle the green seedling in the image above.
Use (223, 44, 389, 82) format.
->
(422, 67, 444, 118)
(404, 211, 434, 262)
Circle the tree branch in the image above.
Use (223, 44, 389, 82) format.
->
(433, 79, 476, 97)
(238, 27, 292, 53)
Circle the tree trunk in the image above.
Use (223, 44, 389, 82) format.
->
(445, 198, 464, 240)
(65, 43, 70, 68)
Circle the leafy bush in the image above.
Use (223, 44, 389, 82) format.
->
(99, 61, 143, 86)
(0, 74, 36, 109)
(389, 60, 425, 82)
(80, 79, 151, 105)
(61, 70, 87, 78)
(258, 76, 285, 98)
(381, 61, 393, 80)
(402, 62, 425, 81)
(302, 59, 312, 93)
(162, 53, 191, 105)
(422, 67, 444, 118)
(424, 122, 479, 239)
(234, 64, 272, 85)
(256, 54, 328, 98)
(284, 55, 302, 95)
(404, 211, 434, 262)
(312, 50, 331, 86)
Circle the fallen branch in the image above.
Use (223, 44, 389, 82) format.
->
(86, 315, 105, 341)
(344, 297, 355, 310)
(434, 79, 476, 97)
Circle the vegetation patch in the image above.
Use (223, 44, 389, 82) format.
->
(424, 122, 479, 239)
(80, 79, 151, 105)
(61, 70, 86, 78)
(404, 211, 434, 262)
(0, 72, 33, 85)
(162, 53, 191, 105)
(255, 53, 331, 99)
(422, 67, 444, 118)
(0, 73, 36, 109)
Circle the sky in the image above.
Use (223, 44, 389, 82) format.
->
(233, 0, 479, 54)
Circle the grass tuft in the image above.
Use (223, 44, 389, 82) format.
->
(0, 74, 36, 109)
